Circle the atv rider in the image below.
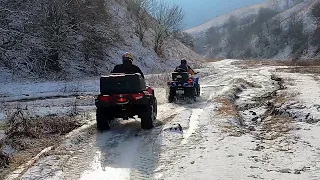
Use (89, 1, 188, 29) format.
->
(111, 52, 145, 79)
(174, 59, 200, 96)
(174, 59, 196, 75)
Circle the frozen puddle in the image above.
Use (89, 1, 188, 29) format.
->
(80, 151, 131, 180)
(79, 135, 141, 180)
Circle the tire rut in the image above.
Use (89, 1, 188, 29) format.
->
(128, 123, 167, 179)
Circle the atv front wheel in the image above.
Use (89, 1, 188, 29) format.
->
(96, 108, 112, 131)
(140, 103, 155, 130)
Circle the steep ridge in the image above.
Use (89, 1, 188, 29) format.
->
(186, 0, 320, 60)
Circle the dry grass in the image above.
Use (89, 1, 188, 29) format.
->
(254, 90, 297, 140)
(204, 58, 224, 62)
(273, 91, 299, 105)
(215, 97, 245, 136)
(231, 59, 289, 69)
(0, 108, 83, 175)
(220, 124, 245, 137)
(7, 138, 58, 169)
(216, 97, 238, 117)
(282, 59, 320, 66)
(5, 109, 81, 139)
(259, 116, 294, 140)
(232, 59, 320, 75)
(277, 66, 320, 74)
(0, 122, 6, 131)
(232, 59, 320, 69)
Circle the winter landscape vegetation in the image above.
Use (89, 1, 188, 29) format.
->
(1, 0, 320, 179)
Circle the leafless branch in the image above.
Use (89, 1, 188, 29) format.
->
(149, 0, 184, 56)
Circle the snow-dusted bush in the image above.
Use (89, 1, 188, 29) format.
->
(173, 32, 195, 49)
(5, 107, 81, 138)
(287, 16, 308, 58)
(0, 151, 9, 168)
(0, 0, 119, 79)
(311, 2, 320, 54)
(126, 0, 153, 42)
(312, 2, 320, 19)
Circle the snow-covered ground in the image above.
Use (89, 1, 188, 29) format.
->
(3, 59, 320, 180)
(0, 73, 171, 121)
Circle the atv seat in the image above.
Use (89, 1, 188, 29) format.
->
(172, 72, 189, 82)
(100, 73, 146, 94)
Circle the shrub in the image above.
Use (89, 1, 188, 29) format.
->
(5, 108, 81, 139)
(174, 32, 195, 49)
(312, 2, 320, 19)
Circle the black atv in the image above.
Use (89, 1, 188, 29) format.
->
(167, 72, 200, 103)
(95, 73, 157, 131)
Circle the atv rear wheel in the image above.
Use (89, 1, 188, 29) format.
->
(140, 103, 155, 130)
(96, 108, 112, 131)
(196, 84, 200, 97)
(154, 98, 158, 119)
(168, 87, 176, 103)
(168, 96, 175, 103)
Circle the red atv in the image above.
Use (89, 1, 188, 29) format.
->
(95, 73, 157, 131)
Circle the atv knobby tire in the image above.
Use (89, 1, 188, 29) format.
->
(96, 108, 112, 131)
(196, 84, 200, 97)
(140, 101, 155, 130)
(153, 98, 158, 119)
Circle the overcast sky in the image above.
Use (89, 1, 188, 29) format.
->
(164, 0, 266, 29)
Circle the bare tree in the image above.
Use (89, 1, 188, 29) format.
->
(127, 0, 152, 42)
(173, 31, 195, 49)
(150, 0, 184, 56)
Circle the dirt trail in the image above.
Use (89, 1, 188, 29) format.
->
(4, 60, 320, 180)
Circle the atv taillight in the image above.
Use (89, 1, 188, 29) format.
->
(117, 97, 128, 103)
(131, 93, 144, 100)
(99, 95, 111, 102)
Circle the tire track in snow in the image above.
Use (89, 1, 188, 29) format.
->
(128, 105, 207, 179)
(59, 122, 143, 180)
(181, 108, 204, 145)
(127, 105, 188, 179)
(153, 104, 214, 180)
(13, 61, 229, 180)
(59, 104, 183, 180)
(129, 127, 164, 180)
(79, 130, 142, 180)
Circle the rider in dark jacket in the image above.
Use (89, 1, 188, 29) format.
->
(111, 52, 145, 79)
(174, 59, 196, 75)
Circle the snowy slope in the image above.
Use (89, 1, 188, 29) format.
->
(185, 0, 307, 35)
(188, 0, 320, 60)
(0, 0, 203, 83)
(185, 4, 264, 35)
